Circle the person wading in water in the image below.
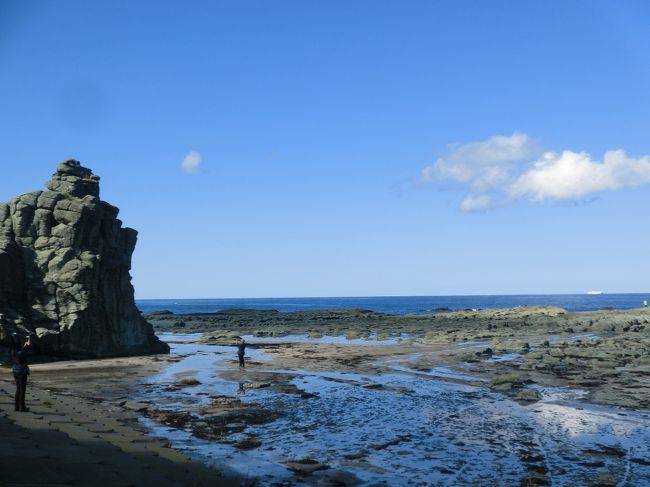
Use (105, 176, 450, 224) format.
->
(237, 338, 246, 368)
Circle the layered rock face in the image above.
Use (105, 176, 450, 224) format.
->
(0, 160, 168, 357)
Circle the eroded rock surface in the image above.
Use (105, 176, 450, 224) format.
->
(0, 160, 168, 357)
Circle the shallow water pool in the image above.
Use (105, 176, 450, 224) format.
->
(138, 333, 650, 486)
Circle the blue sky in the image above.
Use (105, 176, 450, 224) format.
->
(1, 0, 650, 298)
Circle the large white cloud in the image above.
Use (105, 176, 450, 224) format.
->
(510, 149, 650, 201)
(181, 151, 202, 175)
(419, 133, 650, 211)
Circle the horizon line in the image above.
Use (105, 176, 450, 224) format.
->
(134, 291, 649, 301)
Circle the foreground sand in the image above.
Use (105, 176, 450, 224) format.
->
(0, 356, 241, 487)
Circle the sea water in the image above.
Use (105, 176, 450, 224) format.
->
(137, 293, 650, 315)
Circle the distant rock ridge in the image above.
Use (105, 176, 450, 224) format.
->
(0, 160, 169, 357)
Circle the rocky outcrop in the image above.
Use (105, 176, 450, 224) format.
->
(0, 160, 168, 357)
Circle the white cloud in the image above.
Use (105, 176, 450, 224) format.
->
(419, 133, 650, 211)
(510, 149, 650, 201)
(181, 151, 202, 175)
(419, 132, 536, 191)
(460, 194, 492, 212)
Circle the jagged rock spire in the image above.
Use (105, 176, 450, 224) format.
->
(0, 160, 168, 358)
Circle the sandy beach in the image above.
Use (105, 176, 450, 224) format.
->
(0, 355, 241, 487)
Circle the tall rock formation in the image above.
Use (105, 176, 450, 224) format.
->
(0, 160, 169, 357)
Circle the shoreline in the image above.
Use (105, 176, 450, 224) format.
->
(2, 305, 649, 485)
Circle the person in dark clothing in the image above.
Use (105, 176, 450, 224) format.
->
(237, 338, 246, 368)
(11, 336, 32, 412)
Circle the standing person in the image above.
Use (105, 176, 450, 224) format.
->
(11, 336, 32, 412)
(237, 338, 246, 368)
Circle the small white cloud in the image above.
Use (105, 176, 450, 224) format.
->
(181, 151, 202, 175)
(460, 194, 492, 212)
(419, 133, 650, 211)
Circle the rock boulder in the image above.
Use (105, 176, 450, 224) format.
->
(0, 160, 169, 357)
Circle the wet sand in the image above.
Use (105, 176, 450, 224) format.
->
(0, 355, 241, 487)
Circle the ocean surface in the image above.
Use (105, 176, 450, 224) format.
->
(136, 293, 649, 315)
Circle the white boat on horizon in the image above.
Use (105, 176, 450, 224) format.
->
(587, 290, 604, 295)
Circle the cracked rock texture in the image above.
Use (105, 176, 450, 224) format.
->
(0, 160, 169, 357)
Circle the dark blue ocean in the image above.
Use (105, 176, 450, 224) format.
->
(136, 294, 650, 315)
